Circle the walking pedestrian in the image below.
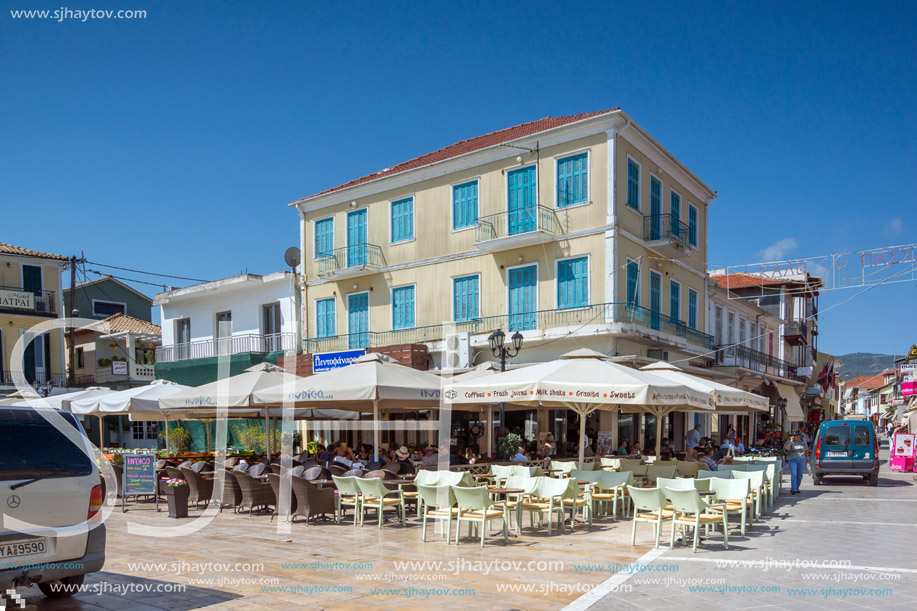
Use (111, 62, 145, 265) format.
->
(784, 430, 808, 495)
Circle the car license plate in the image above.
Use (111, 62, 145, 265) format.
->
(0, 539, 46, 558)
(826, 451, 847, 457)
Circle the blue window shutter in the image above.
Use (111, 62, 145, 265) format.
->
(557, 153, 588, 207)
(627, 159, 640, 209)
(392, 197, 413, 242)
(688, 205, 698, 246)
(670, 191, 681, 235)
(558, 257, 588, 308)
(454, 276, 479, 321)
(316, 298, 335, 338)
(315, 218, 333, 259)
(670, 281, 680, 321)
(688, 289, 698, 329)
(626, 261, 639, 305)
(453, 182, 478, 229)
(392, 286, 415, 330)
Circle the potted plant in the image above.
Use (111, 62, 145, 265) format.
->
(497, 433, 523, 461)
(164, 478, 189, 518)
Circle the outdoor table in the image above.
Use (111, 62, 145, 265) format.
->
(471, 473, 495, 479)
(309, 479, 335, 488)
(698, 490, 715, 497)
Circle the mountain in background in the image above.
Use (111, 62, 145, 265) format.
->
(835, 352, 899, 380)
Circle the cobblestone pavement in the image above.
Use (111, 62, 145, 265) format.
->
(10, 439, 914, 610)
(584, 438, 917, 611)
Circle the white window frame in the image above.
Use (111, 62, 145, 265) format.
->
(451, 273, 481, 322)
(450, 177, 481, 233)
(388, 194, 416, 245)
(390, 283, 417, 330)
(313, 214, 335, 259)
(345, 290, 371, 336)
(504, 261, 540, 318)
(91, 298, 127, 318)
(669, 187, 683, 221)
(19, 263, 44, 292)
(504, 162, 539, 213)
(214, 310, 232, 338)
(625, 154, 642, 213)
(313, 297, 337, 338)
(553, 148, 591, 209)
(554, 253, 591, 310)
(261, 301, 283, 337)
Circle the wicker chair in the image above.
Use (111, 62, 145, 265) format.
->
(216, 471, 243, 512)
(181, 467, 214, 509)
(232, 463, 250, 473)
(232, 471, 276, 516)
(290, 465, 307, 478)
(164, 466, 185, 481)
(290, 477, 335, 525)
(155, 460, 176, 470)
(177, 461, 194, 471)
(380, 462, 401, 475)
(270, 464, 282, 475)
(109, 464, 124, 498)
(398, 462, 416, 475)
(248, 463, 267, 477)
(364, 461, 383, 471)
(267, 473, 298, 522)
(190, 462, 213, 473)
(342, 469, 365, 478)
(328, 465, 347, 477)
(303, 466, 330, 481)
(363, 470, 390, 480)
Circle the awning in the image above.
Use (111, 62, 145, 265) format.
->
(776, 383, 805, 422)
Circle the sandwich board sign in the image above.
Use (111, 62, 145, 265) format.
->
(121, 453, 158, 512)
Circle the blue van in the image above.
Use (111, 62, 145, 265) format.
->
(811, 419, 880, 486)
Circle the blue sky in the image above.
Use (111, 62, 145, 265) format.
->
(2, 1, 915, 358)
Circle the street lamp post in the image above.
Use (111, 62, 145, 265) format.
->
(487, 328, 523, 455)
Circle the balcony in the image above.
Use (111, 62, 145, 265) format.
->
(304, 302, 715, 354)
(712, 344, 799, 381)
(0, 286, 57, 316)
(155, 333, 296, 363)
(1, 371, 69, 388)
(474, 206, 558, 252)
(642, 214, 695, 259)
(783, 320, 808, 346)
(611, 303, 714, 349)
(316, 244, 383, 280)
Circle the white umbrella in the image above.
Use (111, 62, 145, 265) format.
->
(71, 380, 191, 451)
(447, 349, 712, 465)
(253, 353, 444, 460)
(640, 362, 770, 411)
(160, 363, 302, 459)
(0, 389, 43, 406)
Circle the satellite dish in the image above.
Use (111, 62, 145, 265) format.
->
(284, 246, 301, 268)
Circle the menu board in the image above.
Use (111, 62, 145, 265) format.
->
(123, 454, 156, 495)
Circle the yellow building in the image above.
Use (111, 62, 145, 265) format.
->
(0, 242, 69, 390)
(291, 109, 717, 451)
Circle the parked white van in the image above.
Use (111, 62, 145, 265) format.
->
(0, 406, 106, 598)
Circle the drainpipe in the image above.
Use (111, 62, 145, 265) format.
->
(297, 208, 308, 356)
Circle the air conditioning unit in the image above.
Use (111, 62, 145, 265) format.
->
(647, 349, 669, 361)
(443, 332, 470, 371)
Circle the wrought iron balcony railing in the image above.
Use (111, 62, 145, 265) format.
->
(0, 285, 57, 315)
(474, 205, 558, 244)
(155, 333, 296, 363)
(712, 344, 799, 380)
(316, 244, 384, 275)
(642, 214, 694, 248)
(305, 302, 714, 353)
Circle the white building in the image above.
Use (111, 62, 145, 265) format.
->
(153, 272, 297, 385)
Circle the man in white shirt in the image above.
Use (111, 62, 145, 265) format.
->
(420, 447, 438, 468)
(685, 424, 702, 450)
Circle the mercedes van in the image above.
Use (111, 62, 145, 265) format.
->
(811, 419, 880, 486)
(0, 406, 106, 598)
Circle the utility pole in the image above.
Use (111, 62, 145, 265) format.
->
(68, 256, 77, 388)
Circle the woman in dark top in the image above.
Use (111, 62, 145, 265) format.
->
(784, 431, 809, 495)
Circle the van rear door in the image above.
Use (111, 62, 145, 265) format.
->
(820, 423, 853, 470)
(850, 424, 875, 470)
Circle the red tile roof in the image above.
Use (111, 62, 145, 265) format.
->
(710, 273, 822, 290)
(842, 374, 884, 389)
(0, 241, 68, 261)
(293, 109, 620, 203)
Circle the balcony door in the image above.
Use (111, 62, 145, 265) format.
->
(507, 166, 536, 235)
(347, 209, 367, 267)
(262, 302, 282, 351)
(215, 311, 232, 355)
(649, 271, 661, 331)
(508, 265, 537, 331)
(175, 318, 191, 360)
(649, 177, 661, 240)
(347, 292, 369, 349)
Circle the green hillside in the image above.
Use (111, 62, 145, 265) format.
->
(836, 352, 899, 380)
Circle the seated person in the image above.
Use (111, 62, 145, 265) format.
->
(699, 447, 718, 471)
(420, 447, 439, 468)
(631, 442, 643, 458)
(318, 444, 335, 462)
(684, 447, 699, 463)
(332, 447, 353, 468)
(463, 447, 477, 465)
(735, 437, 746, 454)
(394, 445, 414, 466)
(616, 440, 629, 456)
(511, 446, 528, 462)
(659, 437, 672, 460)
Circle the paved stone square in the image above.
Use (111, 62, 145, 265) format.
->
(14, 441, 915, 610)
